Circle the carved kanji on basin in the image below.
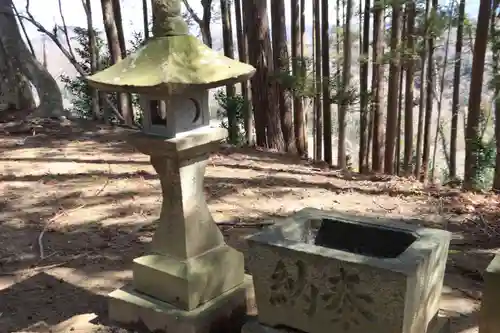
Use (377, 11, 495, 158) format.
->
(246, 208, 451, 333)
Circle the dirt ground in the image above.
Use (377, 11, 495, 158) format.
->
(0, 116, 498, 333)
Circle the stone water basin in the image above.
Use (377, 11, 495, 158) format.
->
(246, 208, 451, 333)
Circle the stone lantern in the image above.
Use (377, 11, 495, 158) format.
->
(86, 0, 255, 332)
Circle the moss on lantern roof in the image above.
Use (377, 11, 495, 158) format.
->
(86, 35, 255, 95)
(86, 0, 255, 96)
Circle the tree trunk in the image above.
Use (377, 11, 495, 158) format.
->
(271, 0, 295, 152)
(414, 0, 430, 179)
(246, 0, 284, 150)
(384, 0, 402, 174)
(111, 0, 126, 58)
(421, 0, 437, 183)
(112, 0, 134, 123)
(371, 1, 384, 172)
(431, 2, 455, 182)
(300, 0, 308, 156)
(338, 0, 352, 169)
(403, 1, 416, 175)
(201, 1, 213, 47)
(358, 0, 370, 173)
(101, 0, 132, 125)
(84, 0, 100, 121)
(234, 0, 253, 146)
(463, 0, 491, 190)
(450, 0, 465, 180)
(322, 0, 332, 165)
(313, 0, 322, 161)
(291, 0, 307, 157)
(0, 37, 34, 110)
(395, 10, 407, 176)
(143, 0, 149, 39)
(0, 0, 64, 117)
(220, 0, 238, 144)
(493, 0, 500, 190)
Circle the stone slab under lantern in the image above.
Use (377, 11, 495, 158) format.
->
(245, 208, 451, 333)
(108, 276, 253, 333)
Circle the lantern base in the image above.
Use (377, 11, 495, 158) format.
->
(132, 244, 245, 311)
(108, 275, 252, 333)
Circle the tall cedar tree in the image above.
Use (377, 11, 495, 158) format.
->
(220, 0, 238, 144)
(339, 0, 352, 168)
(403, 1, 416, 175)
(271, 0, 295, 152)
(421, 0, 438, 182)
(371, 0, 384, 172)
(301, 0, 308, 156)
(359, 0, 370, 172)
(245, 0, 285, 151)
(291, 0, 307, 156)
(234, 0, 253, 145)
(313, 0, 322, 160)
(414, 0, 431, 178)
(322, 0, 332, 165)
(463, 0, 491, 190)
(450, 0, 465, 179)
(384, 0, 402, 174)
(395, 11, 407, 175)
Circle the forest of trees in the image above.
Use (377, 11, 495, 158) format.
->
(0, 0, 499, 192)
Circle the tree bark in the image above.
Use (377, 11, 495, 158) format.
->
(234, 0, 253, 146)
(313, 0, 322, 161)
(246, 0, 284, 150)
(271, 0, 295, 153)
(403, 1, 416, 175)
(463, 0, 491, 190)
(143, 0, 149, 39)
(101, 0, 132, 125)
(371, 0, 384, 172)
(384, 0, 402, 174)
(220, 0, 238, 144)
(0, 37, 34, 110)
(0, 0, 64, 117)
(414, 0, 430, 179)
(450, 0, 465, 179)
(291, 0, 306, 156)
(338, 0, 352, 169)
(83, 0, 100, 121)
(358, 0, 370, 173)
(322, 0, 332, 165)
(421, 0, 437, 182)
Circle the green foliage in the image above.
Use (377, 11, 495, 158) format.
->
(60, 27, 144, 125)
(272, 56, 359, 106)
(214, 89, 249, 145)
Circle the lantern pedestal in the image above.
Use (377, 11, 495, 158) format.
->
(108, 127, 250, 333)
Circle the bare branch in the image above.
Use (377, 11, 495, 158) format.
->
(11, 3, 35, 56)
(57, 0, 76, 61)
(181, 0, 202, 24)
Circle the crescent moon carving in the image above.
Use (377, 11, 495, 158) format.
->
(189, 98, 202, 123)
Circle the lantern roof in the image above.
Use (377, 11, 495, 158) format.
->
(86, 0, 255, 96)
